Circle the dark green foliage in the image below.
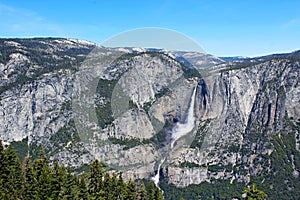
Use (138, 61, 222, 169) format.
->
(50, 119, 80, 153)
(147, 181, 156, 200)
(95, 79, 118, 128)
(137, 181, 148, 200)
(0, 140, 6, 199)
(155, 87, 171, 99)
(23, 157, 38, 200)
(0, 38, 93, 95)
(190, 120, 210, 149)
(160, 179, 244, 200)
(0, 142, 163, 199)
(33, 149, 53, 199)
(181, 64, 201, 79)
(242, 184, 267, 200)
(125, 179, 138, 200)
(88, 160, 104, 199)
(179, 161, 201, 168)
(2, 145, 24, 199)
(10, 137, 29, 162)
(159, 132, 300, 199)
(154, 186, 164, 200)
(108, 137, 150, 150)
(250, 132, 300, 199)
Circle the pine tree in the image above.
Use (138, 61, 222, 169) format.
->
(0, 140, 5, 173)
(102, 173, 114, 200)
(117, 173, 126, 200)
(242, 184, 267, 200)
(110, 173, 119, 199)
(23, 156, 38, 200)
(154, 186, 163, 200)
(147, 181, 156, 200)
(51, 160, 68, 199)
(88, 160, 105, 199)
(2, 145, 24, 199)
(137, 181, 147, 200)
(78, 176, 89, 200)
(0, 140, 5, 199)
(33, 148, 53, 199)
(59, 173, 79, 199)
(125, 179, 138, 200)
(0, 178, 4, 200)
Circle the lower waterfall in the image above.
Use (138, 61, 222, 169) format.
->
(152, 85, 197, 186)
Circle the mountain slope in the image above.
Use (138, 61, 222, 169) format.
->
(0, 38, 299, 199)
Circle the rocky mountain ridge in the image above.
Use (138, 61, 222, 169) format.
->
(0, 38, 299, 199)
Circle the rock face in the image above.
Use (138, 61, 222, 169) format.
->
(0, 38, 299, 197)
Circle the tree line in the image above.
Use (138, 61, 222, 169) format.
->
(0, 140, 163, 200)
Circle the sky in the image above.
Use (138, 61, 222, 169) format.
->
(0, 0, 300, 57)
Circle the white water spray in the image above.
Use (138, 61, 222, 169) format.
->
(152, 85, 198, 186)
(151, 158, 165, 186)
(171, 85, 197, 148)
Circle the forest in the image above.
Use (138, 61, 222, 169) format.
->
(0, 139, 163, 200)
(0, 139, 269, 200)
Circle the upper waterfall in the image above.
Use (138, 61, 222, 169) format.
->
(171, 85, 197, 148)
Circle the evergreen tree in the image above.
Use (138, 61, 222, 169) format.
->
(242, 184, 267, 200)
(2, 145, 23, 199)
(78, 176, 89, 200)
(59, 173, 79, 200)
(154, 186, 163, 200)
(0, 178, 4, 200)
(117, 173, 126, 200)
(125, 179, 137, 200)
(0, 140, 5, 199)
(33, 148, 53, 199)
(23, 156, 38, 200)
(0, 142, 169, 200)
(51, 160, 69, 199)
(103, 173, 114, 200)
(0, 140, 5, 173)
(147, 181, 156, 200)
(110, 173, 120, 199)
(137, 181, 147, 200)
(88, 160, 105, 199)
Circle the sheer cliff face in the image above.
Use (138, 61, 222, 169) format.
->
(0, 38, 299, 187)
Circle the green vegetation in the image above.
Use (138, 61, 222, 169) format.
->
(155, 87, 172, 99)
(179, 162, 201, 168)
(190, 120, 210, 149)
(0, 38, 92, 95)
(160, 179, 244, 200)
(207, 164, 233, 172)
(251, 132, 300, 199)
(0, 139, 163, 200)
(181, 63, 201, 79)
(50, 119, 80, 149)
(95, 79, 118, 128)
(108, 137, 151, 150)
(242, 184, 267, 200)
(10, 137, 29, 162)
(158, 131, 299, 199)
(49, 119, 82, 156)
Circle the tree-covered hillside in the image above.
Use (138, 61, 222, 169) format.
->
(0, 139, 163, 200)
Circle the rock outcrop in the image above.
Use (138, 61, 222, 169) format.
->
(0, 39, 299, 195)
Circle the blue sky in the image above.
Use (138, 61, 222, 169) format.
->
(0, 0, 299, 57)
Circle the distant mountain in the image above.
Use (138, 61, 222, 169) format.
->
(220, 56, 249, 61)
(0, 38, 299, 199)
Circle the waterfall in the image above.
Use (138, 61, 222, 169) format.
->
(152, 85, 197, 186)
(170, 85, 197, 148)
(151, 158, 165, 186)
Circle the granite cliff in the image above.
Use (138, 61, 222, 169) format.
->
(0, 38, 299, 199)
